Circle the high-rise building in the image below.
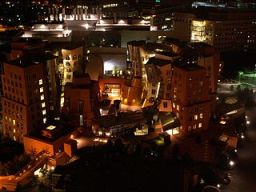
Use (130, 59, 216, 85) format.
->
(1, 57, 49, 142)
(171, 64, 211, 133)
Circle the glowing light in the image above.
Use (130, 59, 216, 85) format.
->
(219, 120, 226, 125)
(82, 23, 89, 30)
(229, 160, 235, 167)
(39, 79, 43, 85)
(98, 131, 103, 136)
(217, 184, 221, 188)
(46, 125, 56, 130)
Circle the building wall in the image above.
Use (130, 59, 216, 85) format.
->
(172, 66, 209, 106)
(2, 62, 49, 142)
(173, 100, 211, 133)
(61, 46, 83, 85)
(46, 57, 61, 115)
(63, 76, 99, 126)
(191, 19, 256, 52)
(23, 134, 72, 156)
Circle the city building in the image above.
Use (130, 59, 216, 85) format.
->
(86, 47, 126, 80)
(63, 73, 100, 127)
(152, 9, 256, 52)
(22, 23, 72, 42)
(61, 44, 84, 85)
(126, 39, 220, 135)
(23, 124, 77, 157)
(1, 56, 49, 143)
(171, 64, 211, 133)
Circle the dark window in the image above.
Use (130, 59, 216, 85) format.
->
(79, 101, 84, 114)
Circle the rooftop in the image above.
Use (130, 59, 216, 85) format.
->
(6, 52, 57, 68)
(146, 57, 171, 66)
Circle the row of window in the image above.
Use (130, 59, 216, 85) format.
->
(188, 122, 202, 131)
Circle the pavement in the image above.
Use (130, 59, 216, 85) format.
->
(222, 108, 256, 192)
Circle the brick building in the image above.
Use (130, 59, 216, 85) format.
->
(2, 57, 49, 142)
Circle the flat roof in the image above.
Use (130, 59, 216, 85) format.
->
(6, 52, 57, 67)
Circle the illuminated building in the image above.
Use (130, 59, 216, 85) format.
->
(93, 111, 145, 137)
(63, 73, 100, 127)
(22, 23, 72, 42)
(98, 75, 143, 106)
(59, 44, 84, 108)
(99, 76, 125, 101)
(152, 10, 256, 52)
(61, 44, 83, 85)
(2, 57, 49, 143)
(190, 11, 256, 52)
(171, 64, 211, 133)
(86, 47, 127, 80)
(23, 124, 78, 157)
(126, 38, 220, 134)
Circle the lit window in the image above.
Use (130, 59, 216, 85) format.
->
(194, 115, 198, 120)
(13, 136, 16, 141)
(13, 119, 16, 125)
(177, 105, 180, 111)
(41, 94, 44, 100)
(80, 115, 83, 126)
(42, 110, 46, 115)
(13, 129, 16, 133)
(200, 113, 203, 119)
(40, 87, 44, 93)
(193, 124, 197, 129)
(41, 102, 45, 108)
(61, 97, 64, 107)
(43, 118, 47, 124)
(39, 79, 43, 85)
(198, 123, 202, 128)
(172, 103, 176, 108)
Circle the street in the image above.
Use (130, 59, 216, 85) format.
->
(222, 108, 256, 192)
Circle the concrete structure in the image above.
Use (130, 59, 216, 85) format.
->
(63, 74, 100, 127)
(22, 24, 72, 42)
(171, 64, 211, 133)
(2, 57, 49, 143)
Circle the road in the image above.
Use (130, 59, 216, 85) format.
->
(222, 108, 256, 192)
